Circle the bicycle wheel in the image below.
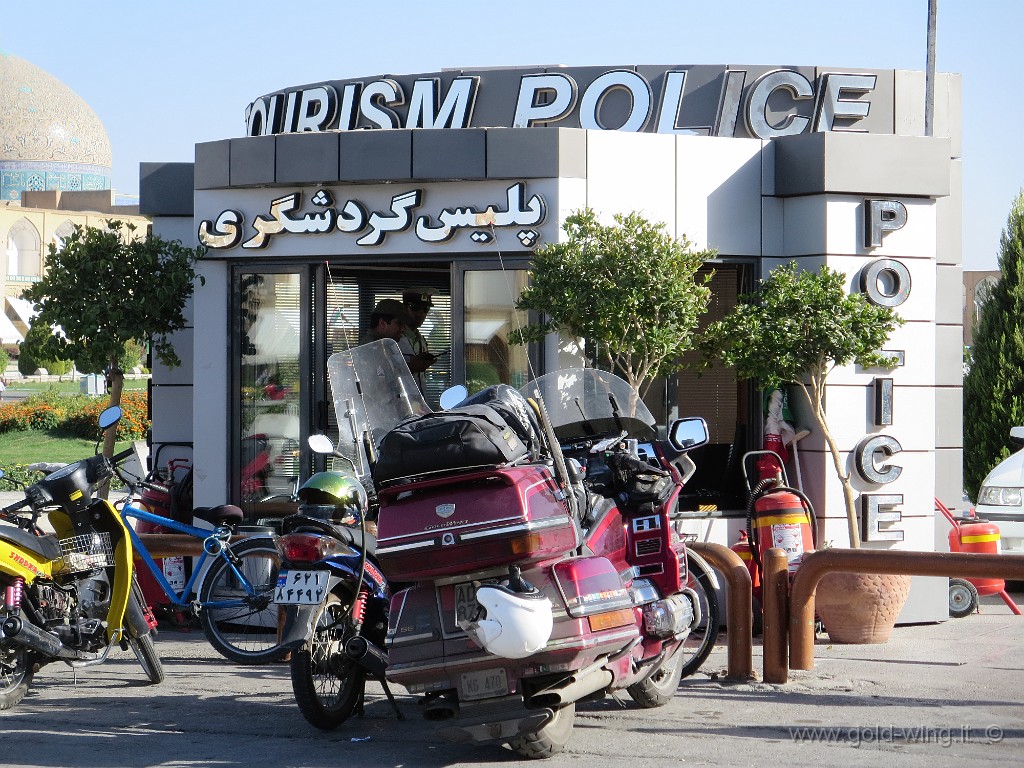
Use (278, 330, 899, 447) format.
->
(199, 537, 287, 664)
(678, 552, 720, 679)
(291, 591, 365, 730)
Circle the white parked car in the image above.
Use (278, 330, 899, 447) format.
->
(975, 426, 1024, 554)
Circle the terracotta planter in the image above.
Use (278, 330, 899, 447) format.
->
(814, 571, 912, 644)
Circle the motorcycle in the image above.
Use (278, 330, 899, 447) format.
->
(0, 406, 164, 710)
(273, 440, 397, 730)
(323, 340, 709, 757)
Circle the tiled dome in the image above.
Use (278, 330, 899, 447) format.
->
(0, 50, 111, 200)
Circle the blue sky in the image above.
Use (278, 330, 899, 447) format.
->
(3, 0, 1019, 270)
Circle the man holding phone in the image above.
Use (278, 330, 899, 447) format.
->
(400, 288, 439, 392)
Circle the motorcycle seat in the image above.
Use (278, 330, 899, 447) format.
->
(0, 525, 62, 562)
(281, 514, 377, 555)
(192, 504, 245, 526)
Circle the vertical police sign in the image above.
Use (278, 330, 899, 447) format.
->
(854, 200, 909, 542)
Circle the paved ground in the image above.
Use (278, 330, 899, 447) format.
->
(2, 590, 1022, 768)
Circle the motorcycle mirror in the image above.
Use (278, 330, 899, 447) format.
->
(439, 385, 468, 411)
(669, 417, 710, 451)
(308, 434, 335, 455)
(99, 406, 123, 431)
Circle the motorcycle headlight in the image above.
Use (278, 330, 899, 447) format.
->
(978, 486, 1023, 507)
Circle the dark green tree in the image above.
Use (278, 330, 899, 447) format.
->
(700, 262, 903, 547)
(510, 208, 715, 396)
(23, 220, 204, 461)
(18, 321, 74, 378)
(964, 191, 1024, 501)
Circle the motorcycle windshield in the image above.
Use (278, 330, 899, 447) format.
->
(519, 368, 657, 443)
(326, 339, 431, 485)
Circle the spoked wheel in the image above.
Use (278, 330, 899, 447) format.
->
(508, 702, 576, 759)
(199, 538, 287, 664)
(127, 580, 165, 683)
(677, 552, 721, 679)
(291, 592, 365, 730)
(0, 645, 32, 710)
(949, 578, 980, 618)
(627, 644, 685, 708)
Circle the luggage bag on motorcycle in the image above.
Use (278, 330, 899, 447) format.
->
(373, 404, 529, 485)
(375, 465, 579, 581)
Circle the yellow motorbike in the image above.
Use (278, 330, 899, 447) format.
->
(0, 407, 164, 709)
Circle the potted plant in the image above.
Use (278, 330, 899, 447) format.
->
(700, 262, 909, 642)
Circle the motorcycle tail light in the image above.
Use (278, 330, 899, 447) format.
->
(277, 533, 347, 562)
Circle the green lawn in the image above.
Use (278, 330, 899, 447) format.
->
(0, 430, 132, 466)
(3, 378, 148, 395)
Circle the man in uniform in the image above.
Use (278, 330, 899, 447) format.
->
(360, 299, 409, 344)
(400, 288, 438, 392)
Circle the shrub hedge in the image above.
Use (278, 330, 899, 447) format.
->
(0, 389, 149, 441)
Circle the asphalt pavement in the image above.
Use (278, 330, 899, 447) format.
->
(2, 589, 1022, 768)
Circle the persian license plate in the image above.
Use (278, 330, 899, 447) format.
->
(454, 581, 480, 626)
(274, 570, 329, 605)
(459, 667, 509, 701)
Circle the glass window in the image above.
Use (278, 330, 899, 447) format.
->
(464, 270, 531, 391)
(239, 273, 302, 507)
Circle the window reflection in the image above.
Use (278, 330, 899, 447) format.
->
(464, 270, 530, 391)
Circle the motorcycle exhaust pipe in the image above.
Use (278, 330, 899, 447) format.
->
(529, 667, 614, 708)
(344, 635, 388, 678)
(1, 616, 90, 661)
(423, 693, 460, 721)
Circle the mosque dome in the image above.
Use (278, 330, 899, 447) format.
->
(0, 50, 112, 201)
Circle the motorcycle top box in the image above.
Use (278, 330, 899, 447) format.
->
(375, 464, 580, 582)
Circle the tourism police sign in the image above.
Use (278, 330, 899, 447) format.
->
(244, 65, 895, 140)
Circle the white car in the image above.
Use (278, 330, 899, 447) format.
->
(975, 426, 1024, 554)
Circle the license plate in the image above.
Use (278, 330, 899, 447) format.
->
(454, 581, 480, 626)
(274, 570, 329, 605)
(459, 667, 509, 701)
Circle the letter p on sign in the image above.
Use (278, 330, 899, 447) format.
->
(864, 199, 907, 248)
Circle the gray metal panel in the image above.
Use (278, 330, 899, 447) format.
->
(276, 132, 341, 184)
(150, 327, 194, 385)
(339, 130, 412, 181)
(151, 384, 194, 443)
(229, 136, 276, 186)
(934, 386, 963, 449)
(486, 127, 586, 179)
(814, 67, 895, 135)
(939, 73, 963, 159)
(774, 133, 950, 197)
(893, 70, 925, 136)
(935, 264, 964, 325)
(936, 159, 962, 266)
(139, 162, 195, 215)
(457, 66, 547, 128)
(935, 324, 964, 387)
(637, 65, 723, 134)
(413, 128, 486, 180)
(193, 141, 230, 190)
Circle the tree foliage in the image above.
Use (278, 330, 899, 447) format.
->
(510, 208, 715, 395)
(22, 220, 204, 468)
(699, 262, 904, 547)
(18, 321, 74, 377)
(964, 191, 1024, 501)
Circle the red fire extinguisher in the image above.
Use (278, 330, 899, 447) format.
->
(743, 451, 817, 576)
(731, 530, 762, 601)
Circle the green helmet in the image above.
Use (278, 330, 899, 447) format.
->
(298, 471, 368, 512)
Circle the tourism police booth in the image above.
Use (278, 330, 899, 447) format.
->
(141, 64, 963, 623)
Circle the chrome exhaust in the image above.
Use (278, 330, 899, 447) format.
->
(423, 693, 460, 721)
(344, 635, 388, 677)
(529, 667, 614, 708)
(1, 616, 102, 662)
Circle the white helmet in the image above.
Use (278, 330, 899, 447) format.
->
(460, 575, 553, 660)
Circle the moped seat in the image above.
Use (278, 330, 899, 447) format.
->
(0, 525, 62, 562)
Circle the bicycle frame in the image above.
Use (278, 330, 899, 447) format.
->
(118, 501, 261, 610)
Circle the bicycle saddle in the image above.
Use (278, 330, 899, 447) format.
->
(192, 504, 245, 526)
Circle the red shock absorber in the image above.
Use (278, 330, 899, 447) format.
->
(5, 577, 24, 612)
(351, 589, 368, 628)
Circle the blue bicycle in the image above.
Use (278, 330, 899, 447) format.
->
(114, 469, 286, 665)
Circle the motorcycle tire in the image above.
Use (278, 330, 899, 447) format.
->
(199, 537, 287, 665)
(291, 592, 366, 730)
(627, 644, 685, 708)
(127, 579, 166, 683)
(508, 702, 576, 759)
(677, 553, 721, 679)
(0, 645, 33, 710)
(129, 633, 166, 684)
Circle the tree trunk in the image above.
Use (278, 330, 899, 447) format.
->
(97, 357, 124, 500)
